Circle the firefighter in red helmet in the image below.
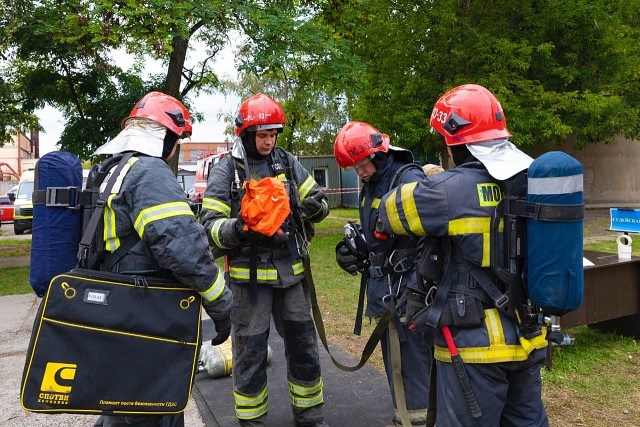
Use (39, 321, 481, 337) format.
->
(91, 91, 232, 427)
(377, 84, 549, 426)
(200, 93, 329, 427)
(333, 121, 434, 427)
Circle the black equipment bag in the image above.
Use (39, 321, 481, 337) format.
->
(20, 268, 202, 415)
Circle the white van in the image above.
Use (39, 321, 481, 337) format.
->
(13, 169, 34, 235)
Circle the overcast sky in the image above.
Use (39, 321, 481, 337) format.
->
(37, 45, 241, 156)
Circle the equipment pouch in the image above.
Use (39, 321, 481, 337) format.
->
(417, 238, 443, 282)
(439, 296, 485, 328)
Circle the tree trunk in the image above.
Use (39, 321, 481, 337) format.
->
(164, 36, 189, 177)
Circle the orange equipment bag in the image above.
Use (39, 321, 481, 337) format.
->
(240, 177, 291, 237)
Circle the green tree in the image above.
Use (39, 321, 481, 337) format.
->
(3, 0, 238, 166)
(0, 0, 40, 145)
(230, 2, 362, 156)
(4, 0, 640, 163)
(319, 0, 640, 159)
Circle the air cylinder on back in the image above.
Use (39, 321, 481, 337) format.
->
(29, 151, 82, 297)
(526, 151, 584, 316)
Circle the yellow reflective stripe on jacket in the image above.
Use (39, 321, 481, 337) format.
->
(209, 218, 228, 249)
(229, 262, 304, 282)
(448, 216, 491, 266)
(400, 182, 423, 235)
(234, 386, 268, 420)
(134, 202, 194, 238)
(288, 379, 324, 409)
(103, 156, 138, 252)
(230, 267, 278, 282)
(199, 269, 226, 302)
(202, 197, 231, 218)
(292, 262, 304, 275)
(104, 194, 120, 252)
(383, 188, 404, 233)
(298, 175, 315, 200)
(434, 309, 548, 363)
(361, 196, 382, 209)
(383, 183, 425, 236)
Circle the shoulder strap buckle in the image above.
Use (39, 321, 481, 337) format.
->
(45, 186, 81, 209)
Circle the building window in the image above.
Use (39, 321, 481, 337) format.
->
(313, 167, 328, 188)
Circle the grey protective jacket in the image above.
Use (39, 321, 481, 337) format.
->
(98, 153, 232, 320)
(200, 145, 328, 288)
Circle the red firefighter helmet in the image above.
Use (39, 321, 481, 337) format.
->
(430, 84, 511, 146)
(234, 93, 286, 136)
(333, 121, 390, 168)
(122, 91, 192, 138)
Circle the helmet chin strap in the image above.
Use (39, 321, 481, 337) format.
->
(162, 130, 179, 159)
(449, 143, 476, 166)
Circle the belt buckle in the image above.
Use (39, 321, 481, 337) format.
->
(369, 265, 385, 278)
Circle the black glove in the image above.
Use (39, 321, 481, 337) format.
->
(211, 316, 231, 346)
(298, 197, 324, 221)
(233, 216, 249, 242)
(398, 289, 427, 328)
(336, 241, 360, 276)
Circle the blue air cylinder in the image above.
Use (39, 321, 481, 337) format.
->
(526, 151, 584, 316)
(29, 151, 83, 297)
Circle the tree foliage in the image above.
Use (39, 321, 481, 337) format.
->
(2, 0, 640, 164)
(313, 0, 640, 159)
(1, 0, 237, 163)
(227, 0, 640, 159)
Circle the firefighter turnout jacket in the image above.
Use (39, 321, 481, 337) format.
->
(360, 154, 425, 318)
(97, 153, 232, 320)
(378, 161, 548, 363)
(200, 145, 329, 425)
(200, 147, 328, 287)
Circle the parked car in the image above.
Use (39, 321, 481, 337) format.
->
(6, 184, 18, 199)
(13, 169, 34, 235)
(0, 195, 14, 226)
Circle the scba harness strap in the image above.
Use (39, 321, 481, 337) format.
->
(228, 147, 310, 255)
(350, 162, 425, 333)
(368, 248, 420, 279)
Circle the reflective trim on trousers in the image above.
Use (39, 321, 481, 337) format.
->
(288, 378, 324, 409)
(234, 386, 268, 420)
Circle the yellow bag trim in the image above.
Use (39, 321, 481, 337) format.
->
(42, 317, 200, 346)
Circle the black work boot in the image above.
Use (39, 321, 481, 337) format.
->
(239, 420, 265, 427)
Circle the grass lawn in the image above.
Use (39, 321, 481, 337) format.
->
(1, 209, 639, 425)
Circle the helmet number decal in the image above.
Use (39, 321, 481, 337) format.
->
(431, 107, 448, 125)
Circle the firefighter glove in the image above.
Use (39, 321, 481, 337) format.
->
(233, 216, 248, 242)
(298, 197, 324, 221)
(211, 316, 231, 346)
(336, 241, 360, 276)
(399, 289, 428, 328)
